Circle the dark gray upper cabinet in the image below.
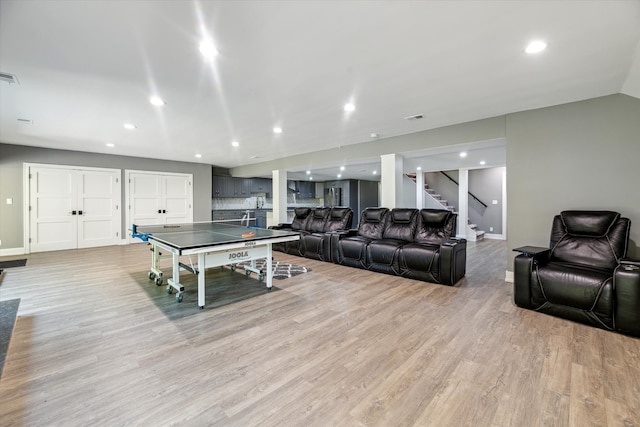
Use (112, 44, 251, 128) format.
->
(250, 178, 272, 194)
(297, 181, 315, 198)
(214, 176, 271, 197)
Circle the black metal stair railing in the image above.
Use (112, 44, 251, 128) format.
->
(440, 171, 488, 208)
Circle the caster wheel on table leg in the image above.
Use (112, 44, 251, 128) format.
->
(258, 274, 264, 282)
(199, 306, 204, 310)
(176, 293, 183, 302)
(155, 277, 163, 286)
(230, 264, 236, 271)
(148, 271, 156, 280)
(167, 286, 173, 295)
(245, 270, 251, 277)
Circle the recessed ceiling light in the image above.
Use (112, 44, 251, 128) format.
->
(273, 127, 283, 134)
(344, 103, 356, 112)
(525, 40, 547, 54)
(123, 123, 136, 130)
(480, 160, 486, 165)
(309, 177, 313, 181)
(231, 141, 239, 147)
(372, 171, 377, 175)
(417, 166, 422, 171)
(149, 96, 165, 106)
(106, 143, 115, 148)
(370, 133, 379, 138)
(340, 166, 345, 171)
(195, 154, 202, 158)
(459, 152, 467, 158)
(337, 174, 342, 178)
(306, 170, 311, 174)
(199, 39, 218, 60)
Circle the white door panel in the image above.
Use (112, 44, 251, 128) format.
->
(77, 170, 121, 249)
(30, 167, 77, 252)
(164, 176, 189, 196)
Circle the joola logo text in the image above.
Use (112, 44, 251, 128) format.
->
(228, 251, 249, 260)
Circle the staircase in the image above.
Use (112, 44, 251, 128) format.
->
(467, 222, 485, 241)
(405, 173, 485, 241)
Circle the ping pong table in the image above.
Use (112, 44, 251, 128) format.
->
(132, 222, 300, 308)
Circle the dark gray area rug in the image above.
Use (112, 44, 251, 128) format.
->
(0, 259, 27, 269)
(0, 298, 20, 380)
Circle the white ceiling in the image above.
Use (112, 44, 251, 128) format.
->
(1, 1, 639, 181)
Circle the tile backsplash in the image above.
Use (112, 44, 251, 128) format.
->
(212, 195, 323, 210)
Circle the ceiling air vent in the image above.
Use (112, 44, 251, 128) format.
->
(404, 113, 424, 121)
(0, 72, 20, 84)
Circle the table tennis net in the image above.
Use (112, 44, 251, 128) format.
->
(133, 221, 250, 236)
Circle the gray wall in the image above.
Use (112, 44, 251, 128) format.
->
(506, 94, 640, 270)
(0, 143, 212, 250)
(469, 167, 504, 235)
(230, 117, 506, 178)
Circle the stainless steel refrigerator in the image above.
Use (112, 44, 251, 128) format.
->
(324, 187, 342, 207)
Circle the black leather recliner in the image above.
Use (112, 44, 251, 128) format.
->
(301, 207, 353, 261)
(332, 207, 390, 269)
(399, 208, 465, 285)
(367, 208, 419, 275)
(514, 210, 640, 337)
(271, 207, 312, 255)
(270, 207, 353, 259)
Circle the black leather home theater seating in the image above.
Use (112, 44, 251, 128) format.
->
(514, 210, 640, 337)
(272, 206, 467, 286)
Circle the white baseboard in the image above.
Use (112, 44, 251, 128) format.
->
(505, 270, 514, 283)
(484, 233, 506, 240)
(0, 247, 26, 257)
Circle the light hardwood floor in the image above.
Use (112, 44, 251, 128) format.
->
(0, 240, 639, 426)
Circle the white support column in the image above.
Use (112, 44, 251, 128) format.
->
(380, 153, 404, 208)
(457, 168, 469, 238)
(272, 169, 288, 225)
(416, 169, 424, 209)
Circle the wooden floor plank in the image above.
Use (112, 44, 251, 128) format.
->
(1, 239, 639, 426)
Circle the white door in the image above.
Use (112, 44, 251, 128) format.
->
(77, 170, 121, 249)
(163, 175, 191, 224)
(126, 171, 193, 239)
(29, 167, 78, 252)
(128, 173, 164, 227)
(28, 165, 122, 252)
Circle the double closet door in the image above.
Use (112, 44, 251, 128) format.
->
(126, 171, 193, 238)
(28, 165, 122, 252)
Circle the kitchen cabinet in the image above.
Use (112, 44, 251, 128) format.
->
(212, 176, 231, 197)
(251, 178, 272, 194)
(212, 176, 251, 197)
(232, 177, 250, 197)
(297, 181, 316, 198)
